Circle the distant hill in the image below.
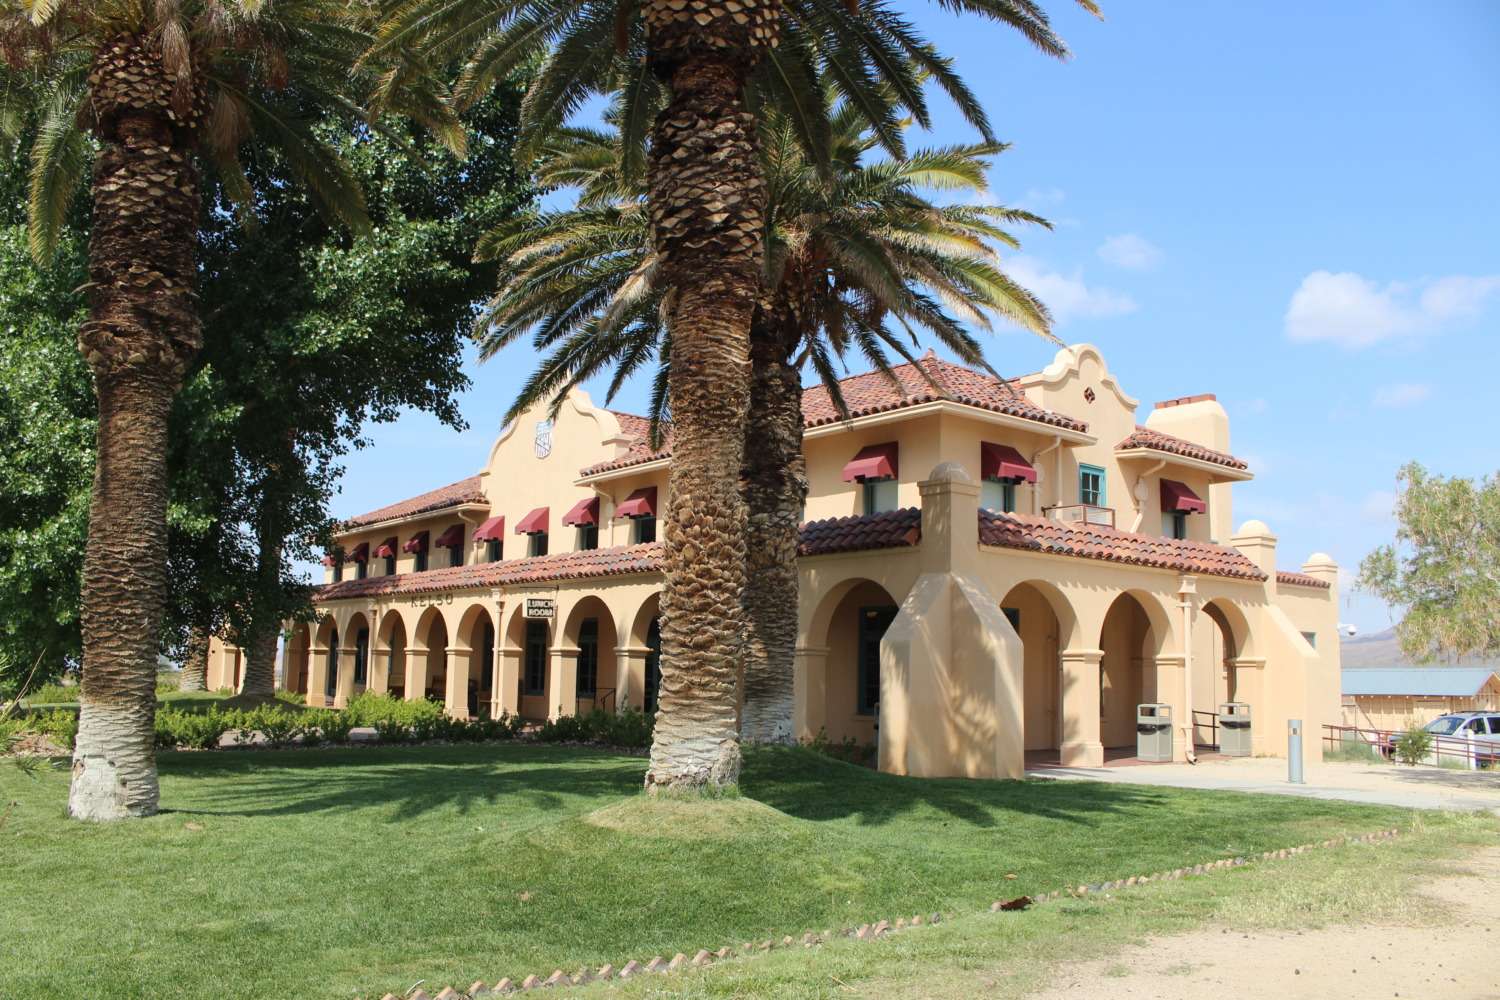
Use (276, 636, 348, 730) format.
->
(1341, 628, 1500, 670)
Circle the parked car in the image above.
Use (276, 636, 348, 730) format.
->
(1383, 712, 1500, 765)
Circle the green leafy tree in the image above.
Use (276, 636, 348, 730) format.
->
(380, 0, 1096, 792)
(1358, 461, 1500, 661)
(0, 0, 453, 820)
(479, 94, 1054, 743)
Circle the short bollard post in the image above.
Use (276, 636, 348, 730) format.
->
(1287, 719, 1304, 784)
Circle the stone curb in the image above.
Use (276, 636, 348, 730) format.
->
(359, 827, 1401, 999)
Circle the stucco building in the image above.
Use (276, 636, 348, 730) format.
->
(208, 344, 1343, 777)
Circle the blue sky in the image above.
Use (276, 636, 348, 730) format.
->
(323, 1, 1499, 637)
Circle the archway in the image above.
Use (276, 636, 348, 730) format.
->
(998, 581, 1075, 754)
(624, 592, 662, 712)
(1097, 591, 1171, 749)
(505, 602, 550, 720)
(414, 607, 449, 704)
(564, 596, 618, 715)
(377, 611, 408, 700)
(806, 578, 900, 746)
(284, 624, 311, 696)
(455, 604, 497, 719)
(1200, 599, 1256, 747)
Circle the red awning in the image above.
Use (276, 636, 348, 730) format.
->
(842, 442, 899, 482)
(473, 516, 505, 541)
(402, 530, 429, 554)
(615, 486, 658, 519)
(347, 542, 370, 563)
(1160, 479, 1207, 514)
(433, 524, 464, 548)
(979, 442, 1038, 484)
(562, 496, 601, 527)
(515, 506, 549, 535)
(320, 555, 339, 567)
(373, 536, 399, 559)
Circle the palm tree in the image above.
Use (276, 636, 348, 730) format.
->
(380, 0, 1095, 790)
(0, 0, 453, 820)
(477, 96, 1056, 744)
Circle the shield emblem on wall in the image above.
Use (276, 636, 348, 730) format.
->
(534, 419, 553, 458)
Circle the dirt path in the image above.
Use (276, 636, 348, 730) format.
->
(1023, 842, 1500, 1000)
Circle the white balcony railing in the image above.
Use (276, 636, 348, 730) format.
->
(1042, 503, 1115, 527)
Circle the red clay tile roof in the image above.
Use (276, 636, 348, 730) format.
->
(316, 511, 923, 600)
(802, 354, 1088, 433)
(978, 510, 1268, 582)
(799, 508, 921, 556)
(344, 476, 487, 529)
(1276, 570, 1330, 589)
(584, 356, 1089, 476)
(1116, 426, 1247, 470)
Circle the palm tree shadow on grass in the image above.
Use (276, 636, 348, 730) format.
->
(740, 746, 1177, 829)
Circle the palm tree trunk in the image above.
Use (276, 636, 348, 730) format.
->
(641, 1, 778, 792)
(739, 319, 804, 744)
(68, 35, 202, 821)
(179, 622, 211, 692)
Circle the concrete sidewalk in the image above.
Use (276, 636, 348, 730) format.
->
(1026, 763, 1500, 813)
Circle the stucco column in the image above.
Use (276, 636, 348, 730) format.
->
(549, 645, 580, 719)
(275, 636, 291, 693)
(496, 647, 522, 717)
(1149, 652, 1188, 761)
(1059, 648, 1104, 766)
(218, 645, 239, 692)
(307, 646, 330, 708)
(793, 644, 830, 742)
(369, 647, 391, 696)
(1227, 657, 1267, 754)
(444, 645, 469, 718)
(403, 647, 425, 703)
(334, 646, 359, 708)
(614, 645, 651, 711)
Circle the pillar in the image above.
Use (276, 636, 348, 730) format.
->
(334, 645, 359, 708)
(1148, 652, 1188, 761)
(614, 645, 651, 711)
(792, 644, 829, 742)
(1059, 648, 1104, 766)
(403, 646, 425, 703)
(307, 646, 331, 708)
(369, 646, 392, 696)
(444, 645, 468, 718)
(548, 645, 580, 719)
(496, 647, 522, 718)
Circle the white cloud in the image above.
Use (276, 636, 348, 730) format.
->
(1370, 381, 1432, 408)
(1014, 187, 1065, 211)
(1006, 256, 1137, 324)
(1283, 270, 1500, 349)
(1096, 233, 1163, 271)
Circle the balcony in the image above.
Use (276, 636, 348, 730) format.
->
(1042, 503, 1116, 528)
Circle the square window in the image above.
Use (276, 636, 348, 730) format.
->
(633, 515, 657, 545)
(1162, 512, 1187, 539)
(413, 550, 428, 573)
(862, 478, 898, 516)
(384, 556, 396, 576)
(486, 539, 503, 563)
(981, 479, 1017, 513)
(449, 545, 464, 568)
(355, 561, 367, 580)
(529, 532, 549, 558)
(577, 524, 598, 551)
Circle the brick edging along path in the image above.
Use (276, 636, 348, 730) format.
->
(361, 827, 1402, 1000)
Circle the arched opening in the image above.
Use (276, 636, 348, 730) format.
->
(808, 578, 899, 746)
(284, 624, 311, 696)
(998, 582, 1071, 754)
(311, 616, 338, 706)
(456, 605, 496, 719)
(414, 607, 449, 704)
(345, 612, 372, 701)
(378, 612, 408, 700)
(624, 592, 663, 713)
(1201, 599, 1256, 748)
(564, 596, 618, 715)
(505, 603, 550, 720)
(1098, 592, 1169, 750)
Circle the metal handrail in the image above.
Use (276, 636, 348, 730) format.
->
(1324, 723, 1498, 769)
(1191, 709, 1219, 749)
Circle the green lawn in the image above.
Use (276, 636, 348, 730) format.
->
(20, 689, 232, 713)
(1, 744, 1415, 1000)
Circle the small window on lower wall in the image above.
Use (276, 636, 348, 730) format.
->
(487, 539, 503, 563)
(1301, 630, 1317, 649)
(529, 532, 549, 557)
(981, 479, 1017, 514)
(384, 556, 396, 576)
(862, 478, 898, 517)
(856, 606, 898, 716)
(1162, 511, 1187, 539)
(577, 524, 598, 550)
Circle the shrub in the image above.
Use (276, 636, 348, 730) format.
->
(274, 689, 306, 706)
(408, 702, 446, 742)
(26, 682, 78, 705)
(157, 708, 238, 750)
(798, 726, 876, 766)
(298, 709, 331, 746)
(253, 706, 304, 746)
(155, 676, 179, 695)
(372, 717, 411, 743)
(320, 711, 356, 744)
(214, 687, 235, 696)
(34, 709, 78, 751)
(344, 691, 401, 727)
(1391, 724, 1435, 766)
(537, 713, 588, 743)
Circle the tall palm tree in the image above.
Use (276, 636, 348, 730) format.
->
(477, 96, 1056, 743)
(0, 0, 454, 820)
(380, 0, 1095, 790)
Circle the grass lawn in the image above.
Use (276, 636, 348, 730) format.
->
(20, 689, 234, 714)
(1, 744, 1423, 1000)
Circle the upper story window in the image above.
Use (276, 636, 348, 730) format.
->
(616, 487, 659, 544)
(474, 516, 505, 563)
(375, 537, 399, 576)
(842, 443, 899, 517)
(979, 443, 1037, 515)
(403, 530, 429, 572)
(347, 542, 369, 579)
(1159, 479, 1205, 540)
(434, 524, 465, 567)
(517, 506, 549, 558)
(1079, 464, 1106, 507)
(325, 556, 343, 583)
(563, 496, 601, 551)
